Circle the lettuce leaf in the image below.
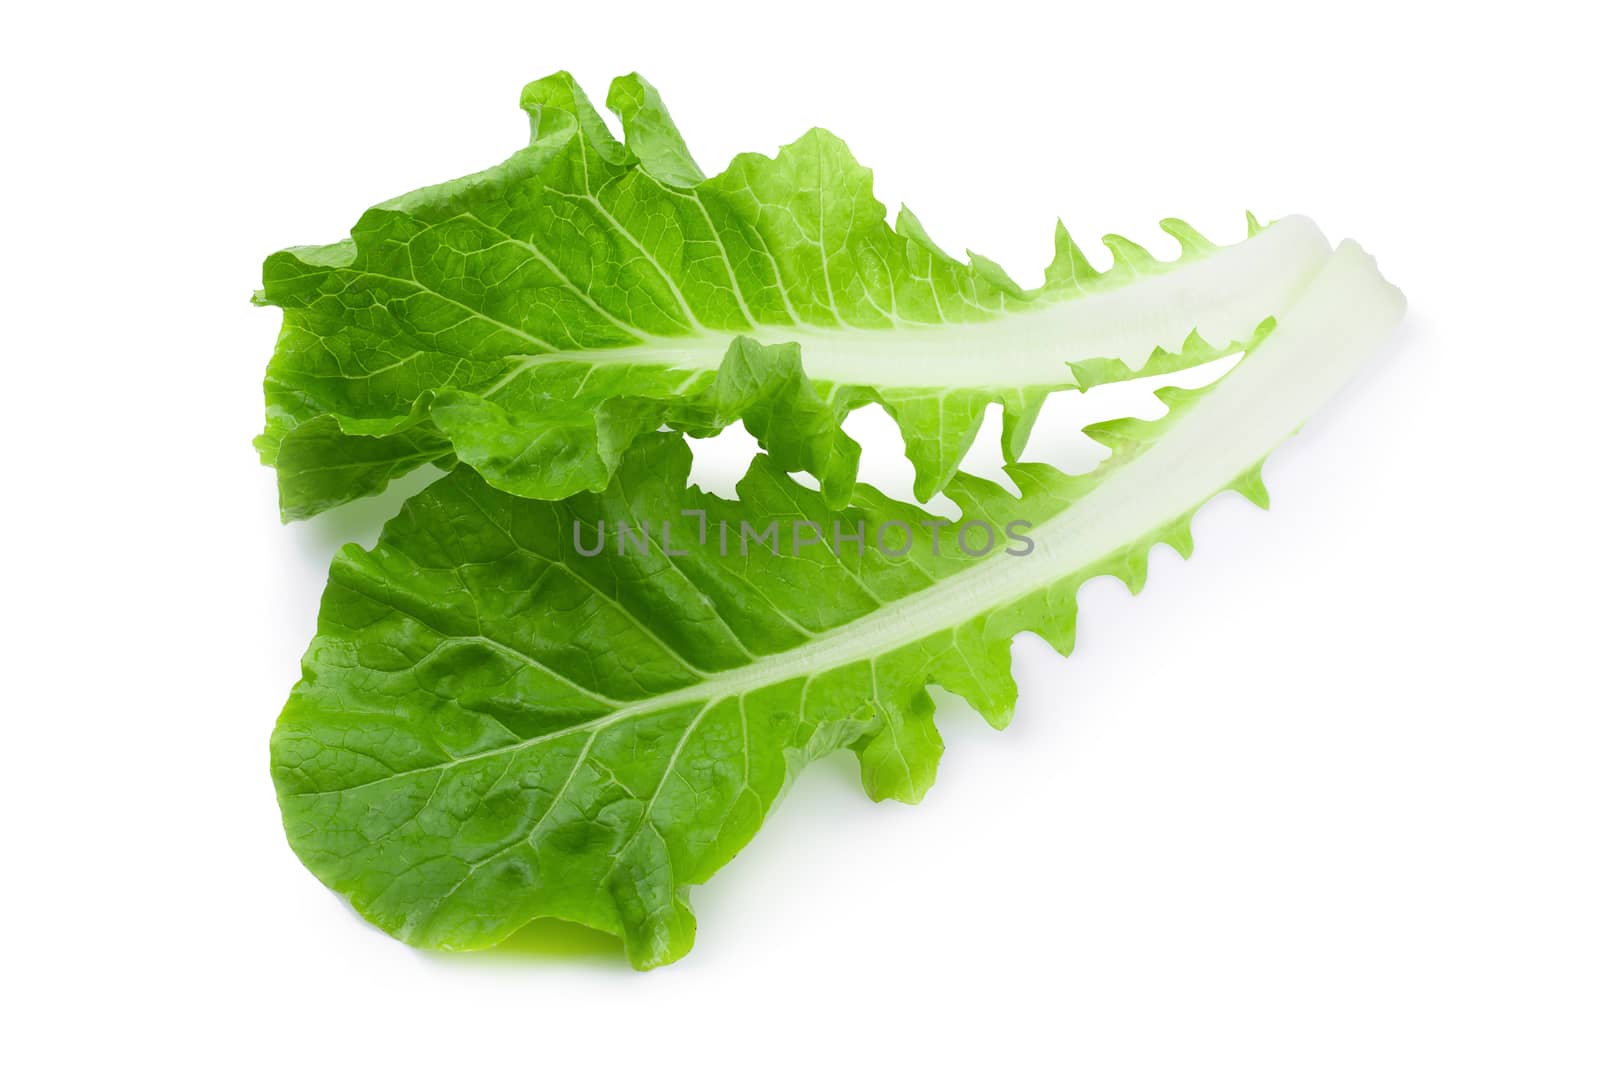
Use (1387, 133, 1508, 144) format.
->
(271, 242, 1403, 968)
(256, 71, 1334, 519)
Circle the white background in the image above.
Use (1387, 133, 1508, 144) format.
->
(5, 1, 1595, 1063)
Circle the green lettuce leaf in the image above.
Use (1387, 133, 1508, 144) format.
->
(256, 71, 1335, 519)
(272, 242, 1402, 968)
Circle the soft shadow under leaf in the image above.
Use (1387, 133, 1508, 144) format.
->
(422, 918, 628, 969)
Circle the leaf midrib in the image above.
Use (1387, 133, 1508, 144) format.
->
(289, 242, 1401, 804)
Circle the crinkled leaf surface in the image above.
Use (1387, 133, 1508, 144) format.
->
(256, 71, 1335, 519)
(272, 244, 1403, 967)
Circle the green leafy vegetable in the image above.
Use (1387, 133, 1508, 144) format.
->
(272, 242, 1403, 968)
(256, 71, 1335, 519)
